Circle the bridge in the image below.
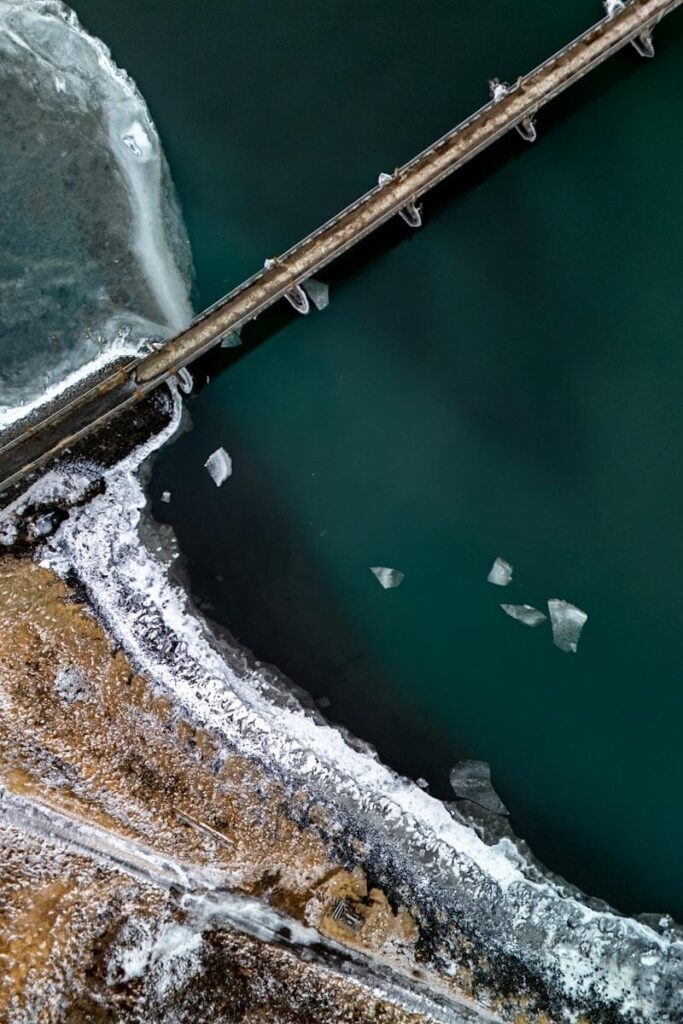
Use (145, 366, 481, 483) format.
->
(0, 0, 680, 496)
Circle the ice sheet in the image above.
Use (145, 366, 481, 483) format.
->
(0, 0, 193, 426)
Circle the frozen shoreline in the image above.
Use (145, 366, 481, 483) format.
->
(1, 2, 681, 1018)
(1, 386, 679, 1023)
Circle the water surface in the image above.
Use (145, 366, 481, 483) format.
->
(73, 0, 683, 918)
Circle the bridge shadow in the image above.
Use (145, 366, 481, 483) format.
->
(151, 14, 683, 921)
(192, 8, 683, 402)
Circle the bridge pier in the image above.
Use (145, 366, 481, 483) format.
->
(605, 0, 656, 53)
(264, 258, 310, 315)
(1, 0, 681, 496)
(632, 28, 656, 54)
(489, 80, 538, 142)
(378, 173, 422, 227)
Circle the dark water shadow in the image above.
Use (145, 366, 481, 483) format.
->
(152, 424, 467, 801)
(191, 19, 683, 477)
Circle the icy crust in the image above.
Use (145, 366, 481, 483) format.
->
(5, 398, 678, 1020)
(0, 0, 193, 426)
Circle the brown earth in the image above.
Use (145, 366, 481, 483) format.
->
(0, 557, 442, 1023)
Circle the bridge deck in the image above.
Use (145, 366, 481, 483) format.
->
(1, 0, 680, 494)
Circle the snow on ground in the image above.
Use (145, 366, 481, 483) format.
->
(0, 384, 673, 1022)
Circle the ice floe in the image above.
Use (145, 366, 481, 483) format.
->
(487, 556, 513, 586)
(547, 598, 587, 653)
(500, 603, 547, 627)
(370, 566, 405, 589)
(204, 447, 232, 487)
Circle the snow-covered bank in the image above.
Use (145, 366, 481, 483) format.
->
(0, 389, 676, 1023)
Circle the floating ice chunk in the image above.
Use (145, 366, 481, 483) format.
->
(221, 330, 242, 348)
(416, 777, 429, 790)
(487, 556, 513, 586)
(204, 448, 232, 487)
(370, 566, 405, 589)
(161, 491, 171, 504)
(303, 278, 329, 311)
(500, 603, 547, 627)
(449, 760, 508, 816)
(547, 598, 587, 653)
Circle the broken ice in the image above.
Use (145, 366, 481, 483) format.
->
(204, 448, 232, 487)
(303, 278, 329, 311)
(370, 566, 405, 589)
(547, 598, 587, 653)
(487, 556, 513, 586)
(221, 330, 242, 348)
(500, 603, 547, 627)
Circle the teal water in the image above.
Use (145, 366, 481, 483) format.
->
(73, 1, 683, 918)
